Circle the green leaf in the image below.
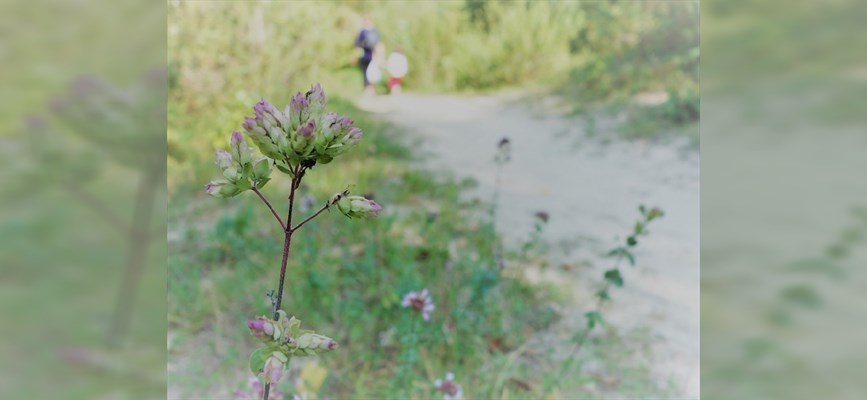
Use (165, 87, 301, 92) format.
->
(585, 311, 605, 330)
(249, 347, 271, 375)
(626, 236, 638, 247)
(596, 289, 611, 302)
(634, 222, 644, 235)
(780, 285, 822, 309)
(607, 247, 625, 257)
(275, 163, 294, 175)
(603, 269, 623, 287)
(625, 251, 636, 266)
(607, 247, 636, 266)
(255, 177, 270, 189)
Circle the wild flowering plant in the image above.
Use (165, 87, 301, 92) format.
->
(206, 84, 380, 399)
(491, 137, 511, 223)
(433, 372, 463, 400)
(549, 205, 664, 392)
(397, 288, 436, 392)
(521, 211, 550, 261)
(401, 288, 435, 321)
(492, 137, 511, 268)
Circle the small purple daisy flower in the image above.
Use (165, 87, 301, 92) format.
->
(434, 372, 463, 400)
(401, 288, 435, 321)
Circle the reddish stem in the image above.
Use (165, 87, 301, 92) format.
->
(291, 202, 332, 233)
(263, 164, 303, 400)
(252, 187, 286, 231)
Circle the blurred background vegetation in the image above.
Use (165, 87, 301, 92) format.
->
(169, 1, 699, 174)
(168, 1, 697, 398)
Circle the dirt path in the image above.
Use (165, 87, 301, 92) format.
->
(359, 92, 700, 398)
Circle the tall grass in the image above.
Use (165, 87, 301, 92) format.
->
(169, 1, 699, 132)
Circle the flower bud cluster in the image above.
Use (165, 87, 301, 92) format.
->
(333, 193, 382, 219)
(246, 311, 338, 384)
(206, 132, 273, 198)
(241, 84, 362, 169)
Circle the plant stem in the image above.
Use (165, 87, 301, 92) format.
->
(491, 161, 504, 224)
(108, 162, 162, 346)
(291, 201, 332, 232)
(272, 165, 300, 316)
(253, 187, 286, 232)
(401, 315, 420, 397)
(263, 165, 303, 400)
(546, 254, 623, 398)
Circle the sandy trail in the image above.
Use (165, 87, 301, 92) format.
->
(360, 92, 700, 398)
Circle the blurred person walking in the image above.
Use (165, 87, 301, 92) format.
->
(355, 16, 380, 96)
(386, 49, 408, 95)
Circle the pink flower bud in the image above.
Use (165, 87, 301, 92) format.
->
(298, 119, 316, 138)
(215, 149, 233, 170)
(321, 112, 338, 127)
(295, 333, 339, 353)
(242, 116, 258, 132)
(343, 127, 362, 145)
(253, 99, 278, 126)
(335, 195, 381, 219)
(289, 92, 309, 122)
(230, 131, 253, 166)
(247, 319, 264, 333)
(247, 317, 280, 341)
(263, 352, 286, 384)
(205, 180, 242, 198)
(231, 131, 243, 147)
(305, 83, 327, 109)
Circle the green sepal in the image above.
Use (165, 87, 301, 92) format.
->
(249, 347, 271, 375)
(242, 163, 254, 179)
(235, 178, 253, 191)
